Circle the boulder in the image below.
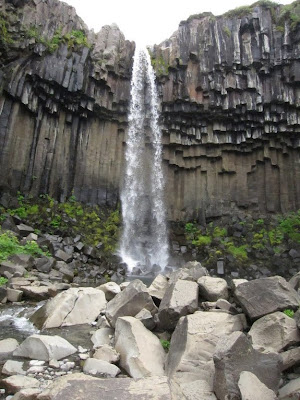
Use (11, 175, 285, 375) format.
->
(83, 358, 121, 378)
(289, 272, 300, 291)
(232, 279, 248, 288)
(249, 311, 300, 353)
(168, 263, 208, 284)
(6, 287, 23, 302)
(106, 280, 157, 328)
(0, 338, 19, 361)
(9, 388, 41, 399)
(97, 282, 121, 301)
(30, 287, 107, 329)
(135, 308, 155, 330)
(278, 377, 300, 400)
(147, 274, 168, 300)
(213, 332, 282, 400)
(2, 375, 39, 394)
(93, 345, 120, 364)
(2, 360, 26, 376)
(115, 316, 165, 379)
(16, 224, 35, 236)
(281, 347, 300, 371)
(234, 276, 300, 320)
(34, 257, 56, 273)
(0, 261, 26, 277)
(166, 311, 247, 394)
(158, 279, 198, 330)
(13, 334, 76, 361)
(198, 276, 228, 301)
(9, 254, 34, 269)
(171, 379, 217, 400)
(20, 285, 52, 301)
(238, 371, 277, 400)
(91, 328, 114, 348)
(54, 249, 72, 263)
(37, 373, 172, 400)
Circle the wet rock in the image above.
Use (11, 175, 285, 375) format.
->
(83, 358, 121, 378)
(198, 276, 228, 301)
(91, 328, 114, 348)
(115, 316, 165, 379)
(93, 345, 120, 364)
(13, 334, 76, 361)
(234, 276, 300, 320)
(213, 332, 282, 400)
(30, 287, 107, 329)
(249, 311, 300, 353)
(158, 279, 198, 330)
(2, 375, 39, 394)
(106, 280, 157, 328)
(2, 360, 26, 376)
(278, 377, 300, 399)
(238, 371, 277, 400)
(0, 338, 19, 362)
(37, 373, 171, 400)
(97, 282, 121, 301)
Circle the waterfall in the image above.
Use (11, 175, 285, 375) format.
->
(119, 47, 169, 273)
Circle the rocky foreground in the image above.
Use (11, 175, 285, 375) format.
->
(0, 256, 299, 399)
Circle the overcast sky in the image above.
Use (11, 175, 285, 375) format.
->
(63, 0, 294, 46)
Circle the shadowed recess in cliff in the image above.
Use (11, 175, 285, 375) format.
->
(119, 47, 169, 272)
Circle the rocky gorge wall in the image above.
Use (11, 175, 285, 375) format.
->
(0, 0, 300, 221)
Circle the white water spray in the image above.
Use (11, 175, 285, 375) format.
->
(119, 47, 169, 272)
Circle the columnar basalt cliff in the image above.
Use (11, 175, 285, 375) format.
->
(0, 0, 300, 221)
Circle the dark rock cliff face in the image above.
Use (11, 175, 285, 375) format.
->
(0, 0, 300, 221)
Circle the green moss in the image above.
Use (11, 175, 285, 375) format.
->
(160, 339, 170, 352)
(0, 15, 14, 45)
(150, 55, 169, 77)
(192, 235, 212, 247)
(213, 227, 227, 238)
(277, 0, 300, 31)
(223, 26, 231, 38)
(226, 243, 248, 261)
(186, 12, 213, 22)
(0, 277, 8, 286)
(283, 309, 295, 318)
(224, 5, 252, 18)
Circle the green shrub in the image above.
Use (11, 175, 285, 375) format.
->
(0, 277, 8, 286)
(160, 339, 170, 352)
(225, 6, 252, 18)
(213, 227, 227, 238)
(0, 231, 47, 262)
(283, 309, 294, 318)
(226, 243, 248, 261)
(192, 235, 212, 247)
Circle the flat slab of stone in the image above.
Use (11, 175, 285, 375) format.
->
(234, 276, 300, 320)
(158, 279, 199, 330)
(2, 360, 26, 376)
(115, 316, 166, 379)
(20, 285, 52, 301)
(198, 276, 228, 301)
(30, 287, 107, 329)
(106, 280, 157, 328)
(2, 375, 39, 394)
(83, 358, 120, 378)
(37, 373, 172, 400)
(13, 334, 76, 361)
(238, 371, 277, 400)
(249, 311, 300, 353)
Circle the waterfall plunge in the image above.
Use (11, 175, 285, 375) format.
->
(119, 47, 169, 273)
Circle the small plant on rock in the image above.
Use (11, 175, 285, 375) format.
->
(160, 339, 170, 352)
(283, 309, 294, 318)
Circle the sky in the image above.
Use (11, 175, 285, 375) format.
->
(63, 0, 294, 46)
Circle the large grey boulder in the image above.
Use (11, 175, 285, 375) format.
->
(158, 279, 198, 330)
(115, 316, 165, 379)
(2, 375, 39, 394)
(238, 371, 277, 400)
(106, 280, 157, 328)
(97, 281, 121, 301)
(13, 334, 76, 361)
(213, 331, 282, 400)
(165, 311, 247, 396)
(83, 358, 121, 378)
(91, 328, 114, 348)
(30, 287, 107, 329)
(249, 311, 300, 353)
(0, 261, 26, 277)
(234, 276, 300, 320)
(147, 274, 168, 300)
(278, 377, 300, 400)
(0, 338, 19, 362)
(198, 276, 228, 301)
(2, 360, 26, 376)
(38, 373, 172, 400)
(168, 262, 208, 284)
(93, 345, 120, 364)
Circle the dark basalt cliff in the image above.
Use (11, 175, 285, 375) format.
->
(0, 0, 300, 221)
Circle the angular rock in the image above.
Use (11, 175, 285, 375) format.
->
(172, 378, 217, 400)
(0, 338, 19, 361)
(278, 377, 300, 400)
(135, 308, 155, 330)
(147, 274, 168, 301)
(115, 316, 166, 379)
(9, 254, 34, 270)
(234, 276, 300, 320)
(16, 224, 35, 236)
(168, 263, 208, 284)
(58, 264, 74, 282)
(2, 360, 26, 376)
(93, 345, 120, 364)
(20, 285, 52, 301)
(54, 249, 72, 263)
(213, 332, 282, 400)
(34, 257, 56, 273)
(10, 388, 42, 399)
(30, 287, 107, 329)
(238, 371, 277, 400)
(2, 375, 39, 394)
(97, 282, 121, 301)
(166, 311, 247, 384)
(91, 328, 114, 348)
(13, 334, 76, 361)
(6, 287, 23, 302)
(37, 373, 172, 400)
(198, 276, 228, 301)
(158, 279, 198, 330)
(289, 271, 300, 291)
(83, 358, 120, 378)
(232, 279, 248, 288)
(281, 347, 300, 371)
(249, 311, 300, 353)
(0, 261, 26, 277)
(106, 280, 157, 328)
